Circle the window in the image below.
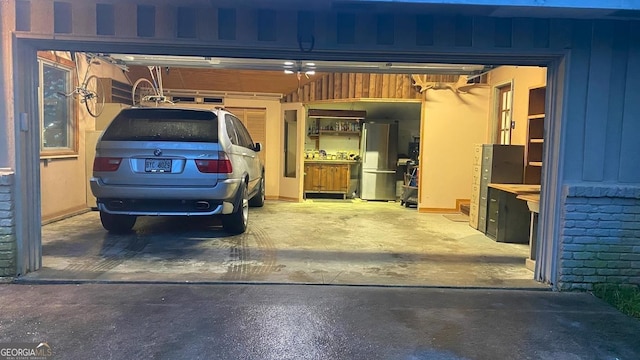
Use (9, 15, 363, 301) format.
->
(39, 57, 76, 155)
(496, 83, 513, 145)
(232, 116, 255, 149)
(102, 109, 218, 142)
(225, 107, 267, 163)
(225, 115, 239, 145)
(283, 109, 297, 178)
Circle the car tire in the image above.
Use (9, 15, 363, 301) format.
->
(100, 211, 137, 234)
(222, 182, 248, 234)
(248, 175, 265, 208)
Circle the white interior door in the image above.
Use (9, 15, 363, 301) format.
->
(279, 102, 305, 201)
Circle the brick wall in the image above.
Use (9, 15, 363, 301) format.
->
(0, 170, 16, 277)
(559, 185, 640, 291)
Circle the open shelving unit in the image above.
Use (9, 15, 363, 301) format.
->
(525, 86, 546, 184)
(306, 109, 365, 150)
(100, 78, 133, 105)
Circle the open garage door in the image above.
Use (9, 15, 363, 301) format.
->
(21, 50, 549, 290)
(4, 0, 593, 290)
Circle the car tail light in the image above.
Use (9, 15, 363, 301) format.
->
(195, 152, 233, 173)
(93, 157, 122, 172)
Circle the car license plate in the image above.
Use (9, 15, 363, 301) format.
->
(145, 159, 172, 173)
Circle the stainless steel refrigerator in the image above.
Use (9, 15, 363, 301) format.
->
(360, 122, 398, 201)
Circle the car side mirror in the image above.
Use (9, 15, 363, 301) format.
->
(253, 143, 262, 152)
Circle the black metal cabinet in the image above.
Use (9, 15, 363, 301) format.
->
(477, 145, 524, 233)
(486, 187, 531, 243)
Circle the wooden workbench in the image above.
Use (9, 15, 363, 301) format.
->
(488, 183, 541, 194)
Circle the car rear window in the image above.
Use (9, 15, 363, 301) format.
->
(101, 108, 218, 142)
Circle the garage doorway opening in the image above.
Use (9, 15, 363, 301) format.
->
(16, 44, 554, 289)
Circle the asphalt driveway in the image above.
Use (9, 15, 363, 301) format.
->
(0, 283, 638, 359)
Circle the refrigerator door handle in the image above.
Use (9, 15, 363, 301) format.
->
(361, 128, 367, 162)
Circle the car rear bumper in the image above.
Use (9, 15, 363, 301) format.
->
(90, 177, 242, 215)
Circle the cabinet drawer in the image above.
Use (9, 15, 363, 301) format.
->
(488, 197, 499, 219)
(478, 214, 487, 233)
(481, 168, 493, 186)
(486, 218, 497, 238)
(482, 152, 493, 167)
(479, 186, 488, 202)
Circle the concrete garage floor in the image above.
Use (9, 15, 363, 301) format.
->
(21, 200, 548, 289)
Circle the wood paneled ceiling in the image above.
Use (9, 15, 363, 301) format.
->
(126, 66, 321, 95)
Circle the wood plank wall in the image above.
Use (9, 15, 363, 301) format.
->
(283, 73, 458, 103)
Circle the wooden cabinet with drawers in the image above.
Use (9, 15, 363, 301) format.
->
(304, 162, 351, 199)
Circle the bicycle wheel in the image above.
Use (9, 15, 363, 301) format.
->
(84, 75, 105, 117)
(132, 78, 156, 106)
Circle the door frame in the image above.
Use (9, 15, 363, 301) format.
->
(11, 35, 567, 287)
(13, 41, 43, 275)
(491, 80, 515, 144)
(279, 102, 306, 202)
(495, 82, 514, 144)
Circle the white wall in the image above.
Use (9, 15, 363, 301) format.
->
(419, 88, 490, 210)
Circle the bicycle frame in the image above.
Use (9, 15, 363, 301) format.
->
(147, 66, 164, 97)
(79, 56, 93, 88)
(58, 52, 105, 117)
(132, 66, 173, 106)
(74, 53, 98, 94)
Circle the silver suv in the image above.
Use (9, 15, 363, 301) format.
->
(90, 107, 265, 234)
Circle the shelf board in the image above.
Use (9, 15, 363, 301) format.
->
(308, 109, 366, 119)
(309, 130, 360, 136)
(529, 139, 544, 143)
(528, 114, 545, 120)
(528, 161, 543, 167)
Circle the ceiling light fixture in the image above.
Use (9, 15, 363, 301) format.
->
(283, 60, 317, 79)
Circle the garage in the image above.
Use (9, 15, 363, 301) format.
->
(22, 47, 547, 287)
(2, 0, 640, 291)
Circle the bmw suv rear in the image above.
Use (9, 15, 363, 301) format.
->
(90, 107, 265, 234)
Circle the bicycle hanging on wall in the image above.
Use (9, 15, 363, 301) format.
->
(131, 66, 174, 107)
(57, 53, 106, 118)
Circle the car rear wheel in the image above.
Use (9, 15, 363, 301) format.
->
(248, 175, 265, 208)
(222, 182, 248, 234)
(100, 211, 137, 234)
